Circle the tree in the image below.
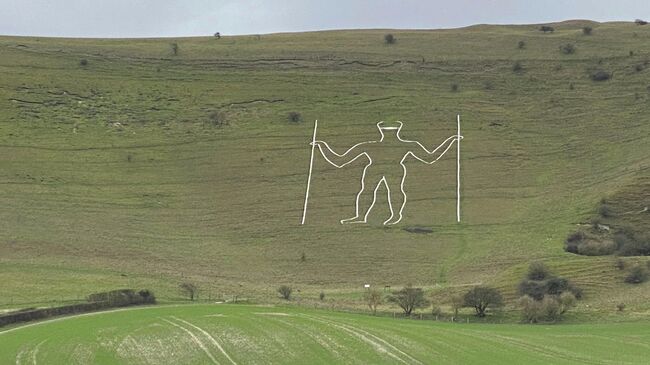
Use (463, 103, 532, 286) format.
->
(388, 285, 429, 315)
(179, 282, 197, 301)
(384, 33, 396, 44)
(170, 42, 179, 56)
(539, 25, 555, 33)
(450, 294, 464, 320)
(463, 286, 503, 317)
(582, 26, 593, 35)
(517, 40, 525, 49)
(363, 289, 383, 315)
(278, 285, 292, 300)
(214, 32, 221, 39)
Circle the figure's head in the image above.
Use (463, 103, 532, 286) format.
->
(376, 121, 403, 139)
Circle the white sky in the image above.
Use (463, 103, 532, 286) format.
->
(1, 0, 649, 38)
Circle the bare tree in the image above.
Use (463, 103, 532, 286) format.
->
(450, 294, 464, 320)
(388, 285, 429, 315)
(179, 282, 198, 301)
(363, 289, 383, 315)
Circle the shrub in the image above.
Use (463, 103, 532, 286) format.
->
(450, 83, 459, 92)
(287, 111, 303, 123)
(170, 42, 179, 56)
(635, 19, 648, 26)
(635, 64, 644, 72)
(208, 111, 228, 127)
(560, 43, 576, 54)
(616, 258, 626, 270)
(512, 61, 523, 73)
(565, 231, 585, 253)
(388, 285, 429, 315)
(79, 59, 88, 66)
(278, 285, 293, 300)
(517, 40, 526, 49)
(518, 262, 582, 300)
(590, 70, 611, 81)
(582, 26, 593, 35)
(598, 203, 613, 217)
(616, 302, 625, 311)
(518, 279, 547, 300)
(615, 231, 650, 256)
(539, 25, 555, 33)
(577, 240, 617, 256)
(624, 265, 649, 284)
(319, 291, 325, 301)
(527, 261, 550, 280)
(384, 34, 396, 44)
(463, 286, 503, 317)
(483, 81, 494, 90)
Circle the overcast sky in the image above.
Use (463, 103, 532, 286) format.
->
(1, 0, 649, 38)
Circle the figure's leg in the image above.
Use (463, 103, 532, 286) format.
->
(383, 170, 407, 225)
(341, 167, 380, 224)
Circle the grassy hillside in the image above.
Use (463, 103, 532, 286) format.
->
(2, 304, 649, 364)
(0, 20, 648, 314)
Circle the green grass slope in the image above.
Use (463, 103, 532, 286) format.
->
(2, 304, 649, 364)
(0, 21, 648, 313)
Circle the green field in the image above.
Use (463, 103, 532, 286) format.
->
(1, 304, 649, 364)
(0, 20, 648, 317)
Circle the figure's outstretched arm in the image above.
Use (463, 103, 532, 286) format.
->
(409, 135, 462, 164)
(311, 140, 370, 167)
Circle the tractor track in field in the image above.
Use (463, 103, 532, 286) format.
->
(300, 314, 423, 365)
(161, 316, 237, 365)
(161, 318, 220, 365)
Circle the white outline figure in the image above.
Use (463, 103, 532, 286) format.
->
(308, 120, 463, 225)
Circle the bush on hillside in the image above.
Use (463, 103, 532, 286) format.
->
(170, 42, 179, 56)
(517, 40, 526, 49)
(278, 285, 292, 300)
(512, 61, 523, 73)
(582, 26, 593, 35)
(539, 25, 555, 33)
(560, 43, 576, 54)
(208, 111, 228, 127)
(79, 59, 88, 66)
(527, 261, 550, 280)
(450, 83, 459, 92)
(635, 19, 648, 26)
(624, 265, 649, 284)
(518, 262, 582, 300)
(463, 286, 503, 317)
(590, 70, 611, 81)
(384, 33, 396, 44)
(287, 111, 303, 123)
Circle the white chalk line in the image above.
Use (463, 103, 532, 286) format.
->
(300, 314, 423, 365)
(301, 119, 318, 225)
(311, 120, 462, 225)
(170, 316, 237, 365)
(161, 318, 220, 365)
